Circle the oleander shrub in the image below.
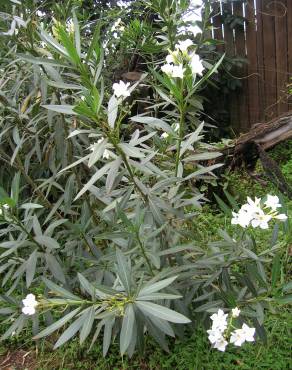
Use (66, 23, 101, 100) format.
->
(0, 0, 290, 357)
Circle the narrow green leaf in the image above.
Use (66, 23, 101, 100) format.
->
(120, 304, 135, 354)
(34, 307, 81, 339)
(80, 306, 95, 344)
(136, 301, 190, 323)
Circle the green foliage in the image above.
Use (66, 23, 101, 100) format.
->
(0, 0, 290, 360)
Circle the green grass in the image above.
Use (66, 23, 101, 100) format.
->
(0, 143, 291, 370)
(0, 309, 291, 370)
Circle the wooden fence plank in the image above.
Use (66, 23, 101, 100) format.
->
(222, 2, 239, 131)
(233, 1, 249, 132)
(261, 0, 277, 120)
(246, 0, 260, 125)
(211, 1, 224, 52)
(255, 0, 265, 122)
(287, 0, 292, 109)
(274, 0, 288, 115)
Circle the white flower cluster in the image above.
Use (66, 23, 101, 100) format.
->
(231, 195, 287, 229)
(22, 294, 38, 316)
(207, 308, 255, 352)
(161, 39, 204, 79)
(112, 80, 131, 99)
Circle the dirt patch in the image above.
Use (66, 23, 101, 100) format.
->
(0, 349, 37, 370)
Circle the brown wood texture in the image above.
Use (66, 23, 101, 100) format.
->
(287, 0, 292, 110)
(261, 0, 277, 120)
(246, 0, 260, 124)
(274, 0, 288, 115)
(233, 2, 249, 132)
(210, 0, 290, 132)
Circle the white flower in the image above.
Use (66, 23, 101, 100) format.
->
(112, 80, 131, 98)
(22, 293, 38, 316)
(251, 210, 272, 229)
(241, 323, 255, 342)
(230, 329, 246, 347)
(231, 307, 241, 318)
(190, 53, 204, 75)
(275, 213, 287, 221)
(171, 64, 185, 79)
(264, 195, 281, 211)
(207, 329, 223, 344)
(161, 63, 174, 76)
(213, 336, 228, 352)
(230, 324, 255, 346)
(166, 54, 175, 64)
(161, 132, 169, 139)
(242, 196, 262, 214)
(231, 209, 252, 228)
(175, 39, 193, 52)
(207, 328, 228, 352)
(210, 309, 228, 332)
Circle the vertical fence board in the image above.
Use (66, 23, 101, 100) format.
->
(274, 0, 288, 115)
(222, 2, 239, 130)
(287, 0, 292, 110)
(246, 0, 260, 124)
(261, 0, 277, 120)
(255, 0, 266, 122)
(233, 1, 249, 132)
(212, 2, 224, 52)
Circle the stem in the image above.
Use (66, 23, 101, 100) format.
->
(174, 105, 185, 177)
(108, 135, 148, 203)
(136, 231, 154, 276)
(11, 215, 43, 250)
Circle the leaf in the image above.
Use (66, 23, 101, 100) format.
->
(39, 29, 69, 58)
(119, 143, 145, 158)
(77, 273, 95, 297)
(103, 317, 115, 356)
(17, 54, 73, 68)
(42, 277, 82, 301)
(34, 307, 81, 339)
(42, 105, 77, 115)
(80, 306, 95, 344)
(34, 235, 60, 250)
(108, 95, 118, 128)
(271, 253, 281, 289)
(275, 295, 292, 305)
(130, 116, 173, 133)
(138, 276, 178, 296)
(26, 250, 38, 288)
(74, 162, 112, 200)
(120, 304, 135, 354)
(136, 301, 190, 323)
(116, 249, 131, 294)
(45, 254, 66, 284)
(54, 314, 84, 349)
(180, 122, 204, 157)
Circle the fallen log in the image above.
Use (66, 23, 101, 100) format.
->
(209, 112, 292, 197)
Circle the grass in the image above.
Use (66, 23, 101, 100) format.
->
(0, 143, 291, 370)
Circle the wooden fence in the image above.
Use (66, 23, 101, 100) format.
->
(210, 0, 292, 132)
